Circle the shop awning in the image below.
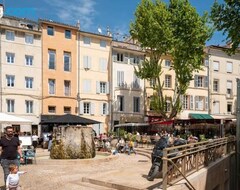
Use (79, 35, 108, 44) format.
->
(189, 113, 213, 120)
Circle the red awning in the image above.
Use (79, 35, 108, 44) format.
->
(149, 120, 174, 125)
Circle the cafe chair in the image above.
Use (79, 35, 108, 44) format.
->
(24, 149, 36, 164)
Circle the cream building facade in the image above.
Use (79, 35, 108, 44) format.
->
(207, 45, 240, 120)
(78, 31, 112, 135)
(0, 16, 42, 133)
(111, 41, 145, 127)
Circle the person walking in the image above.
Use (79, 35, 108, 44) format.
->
(6, 163, 27, 190)
(0, 126, 24, 185)
(31, 132, 38, 150)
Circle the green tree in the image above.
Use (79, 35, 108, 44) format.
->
(211, 0, 240, 54)
(130, 0, 211, 120)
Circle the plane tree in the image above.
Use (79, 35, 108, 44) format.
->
(211, 0, 240, 54)
(130, 0, 211, 120)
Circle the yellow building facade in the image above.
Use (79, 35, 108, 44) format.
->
(40, 20, 78, 115)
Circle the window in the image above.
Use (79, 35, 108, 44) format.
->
(65, 30, 71, 39)
(149, 96, 154, 110)
(26, 100, 33, 113)
(226, 80, 232, 97)
(102, 103, 107, 115)
(99, 58, 107, 71)
(100, 82, 106, 93)
(194, 75, 208, 88)
(47, 26, 54, 36)
(132, 56, 141, 64)
(226, 61, 233, 73)
(64, 52, 71, 71)
(213, 79, 219, 92)
(83, 56, 91, 69)
(64, 80, 71, 96)
(64, 106, 71, 114)
(7, 99, 15, 112)
(213, 61, 219, 72)
(48, 50, 56, 69)
(48, 106, 56, 113)
(133, 97, 140, 112)
(25, 77, 33, 89)
(25, 55, 33, 66)
(133, 74, 140, 88)
(6, 31, 15, 41)
(100, 40, 106, 48)
(182, 95, 188, 110)
(165, 75, 172, 88)
(117, 95, 124, 111)
(150, 78, 156, 87)
(6, 75, 15, 87)
(84, 102, 90, 114)
(165, 99, 171, 112)
(165, 60, 171, 67)
(6, 53, 15, 63)
(96, 81, 109, 94)
(117, 71, 124, 87)
(83, 37, 91, 45)
(25, 34, 33, 44)
(117, 53, 124, 62)
(182, 95, 194, 110)
(227, 103, 232, 114)
(48, 79, 55, 94)
(195, 96, 205, 110)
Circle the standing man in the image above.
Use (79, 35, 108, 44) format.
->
(0, 126, 24, 184)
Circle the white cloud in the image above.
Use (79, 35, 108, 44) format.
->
(42, 0, 96, 30)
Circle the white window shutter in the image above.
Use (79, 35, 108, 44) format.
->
(190, 95, 194, 110)
(96, 81, 100, 94)
(83, 56, 88, 69)
(100, 103, 103, 115)
(88, 56, 91, 69)
(112, 51, 117, 61)
(80, 102, 84, 114)
(91, 103, 95, 115)
(106, 103, 109, 115)
(106, 82, 109, 94)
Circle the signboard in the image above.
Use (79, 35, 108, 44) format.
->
(19, 136, 32, 146)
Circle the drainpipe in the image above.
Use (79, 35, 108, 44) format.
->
(76, 24, 81, 115)
(236, 78, 240, 189)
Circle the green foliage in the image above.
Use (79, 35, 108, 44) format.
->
(130, 0, 211, 120)
(50, 140, 67, 159)
(211, 0, 240, 54)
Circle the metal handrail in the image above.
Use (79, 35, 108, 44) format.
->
(162, 157, 196, 190)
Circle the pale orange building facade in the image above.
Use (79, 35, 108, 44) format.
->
(40, 20, 78, 115)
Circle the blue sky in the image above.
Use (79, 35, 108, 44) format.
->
(2, 0, 225, 45)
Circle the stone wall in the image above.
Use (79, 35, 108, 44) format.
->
(50, 126, 96, 159)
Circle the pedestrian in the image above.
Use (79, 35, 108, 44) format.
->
(6, 163, 27, 190)
(31, 132, 38, 150)
(0, 126, 24, 185)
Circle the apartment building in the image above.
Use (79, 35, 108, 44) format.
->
(207, 45, 240, 121)
(0, 16, 42, 133)
(78, 31, 112, 135)
(112, 41, 145, 127)
(144, 54, 209, 123)
(39, 20, 78, 117)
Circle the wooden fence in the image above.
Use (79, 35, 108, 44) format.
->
(162, 136, 236, 190)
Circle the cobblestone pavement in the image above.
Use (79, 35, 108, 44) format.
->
(0, 149, 162, 190)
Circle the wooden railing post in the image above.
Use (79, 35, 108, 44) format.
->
(162, 148, 168, 190)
